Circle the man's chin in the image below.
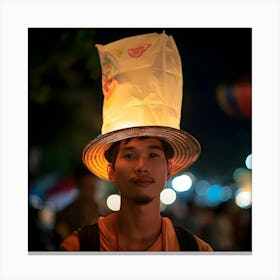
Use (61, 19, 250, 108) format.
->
(133, 196, 154, 205)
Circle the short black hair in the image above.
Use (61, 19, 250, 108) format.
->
(104, 136, 174, 167)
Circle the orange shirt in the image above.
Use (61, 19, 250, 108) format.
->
(59, 212, 213, 251)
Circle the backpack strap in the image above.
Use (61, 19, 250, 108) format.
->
(174, 226, 199, 251)
(78, 223, 100, 251)
(78, 222, 199, 251)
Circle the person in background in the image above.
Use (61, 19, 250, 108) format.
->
(54, 166, 101, 246)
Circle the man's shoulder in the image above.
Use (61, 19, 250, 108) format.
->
(193, 235, 213, 251)
(163, 217, 213, 251)
(59, 230, 80, 251)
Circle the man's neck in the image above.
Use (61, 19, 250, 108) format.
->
(115, 201, 162, 250)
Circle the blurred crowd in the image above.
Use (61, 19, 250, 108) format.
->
(28, 170, 251, 252)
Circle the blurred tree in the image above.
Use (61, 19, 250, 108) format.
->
(29, 28, 103, 177)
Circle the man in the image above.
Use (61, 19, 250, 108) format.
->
(59, 32, 212, 251)
(59, 136, 212, 251)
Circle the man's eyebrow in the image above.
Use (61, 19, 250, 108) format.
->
(119, 145, 164, 151)
(119, 146, 135, 152)
(147, 145, 164, 151)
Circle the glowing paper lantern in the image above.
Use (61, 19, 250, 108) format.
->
(96, 33, 183, 134)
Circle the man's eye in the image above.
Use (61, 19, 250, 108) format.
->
(150, 153, 159, 158)
(123, 153, 135, 159)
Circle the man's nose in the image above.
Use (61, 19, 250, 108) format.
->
(135, 157, 149, 173)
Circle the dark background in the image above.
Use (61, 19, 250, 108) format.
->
(28, 28, 252, 251)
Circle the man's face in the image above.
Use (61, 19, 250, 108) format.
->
(107, 137, 172, 205)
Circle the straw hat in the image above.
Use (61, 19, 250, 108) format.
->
(83, 32, 200, 181)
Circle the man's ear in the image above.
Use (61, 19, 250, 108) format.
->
(107, 163, 115, 182)
(167, 160, 173, 180)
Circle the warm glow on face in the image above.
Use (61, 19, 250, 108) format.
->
(108, 137, 171, 204)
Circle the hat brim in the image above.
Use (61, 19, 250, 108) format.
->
(82, 126, 201, 181)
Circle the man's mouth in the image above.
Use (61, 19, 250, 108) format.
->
(131, 177, 155, 187)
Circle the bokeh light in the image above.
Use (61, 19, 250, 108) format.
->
(216, 81, 251, 119)
(245, 154, 252, 169)
(106, 194, 121, 211)
(220, 186, 233, 202)
(206, 184, 223, 206)
(233, 167, 252, 191)
(30, 194, 43, 209)
(160, 188, 177, 205)
(171, 173, 193, 192)
(39, 206, 55, 229)
(235, 189, 252, 208)
(195, 180, 210, 196)
(233, 167, 248, 182)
